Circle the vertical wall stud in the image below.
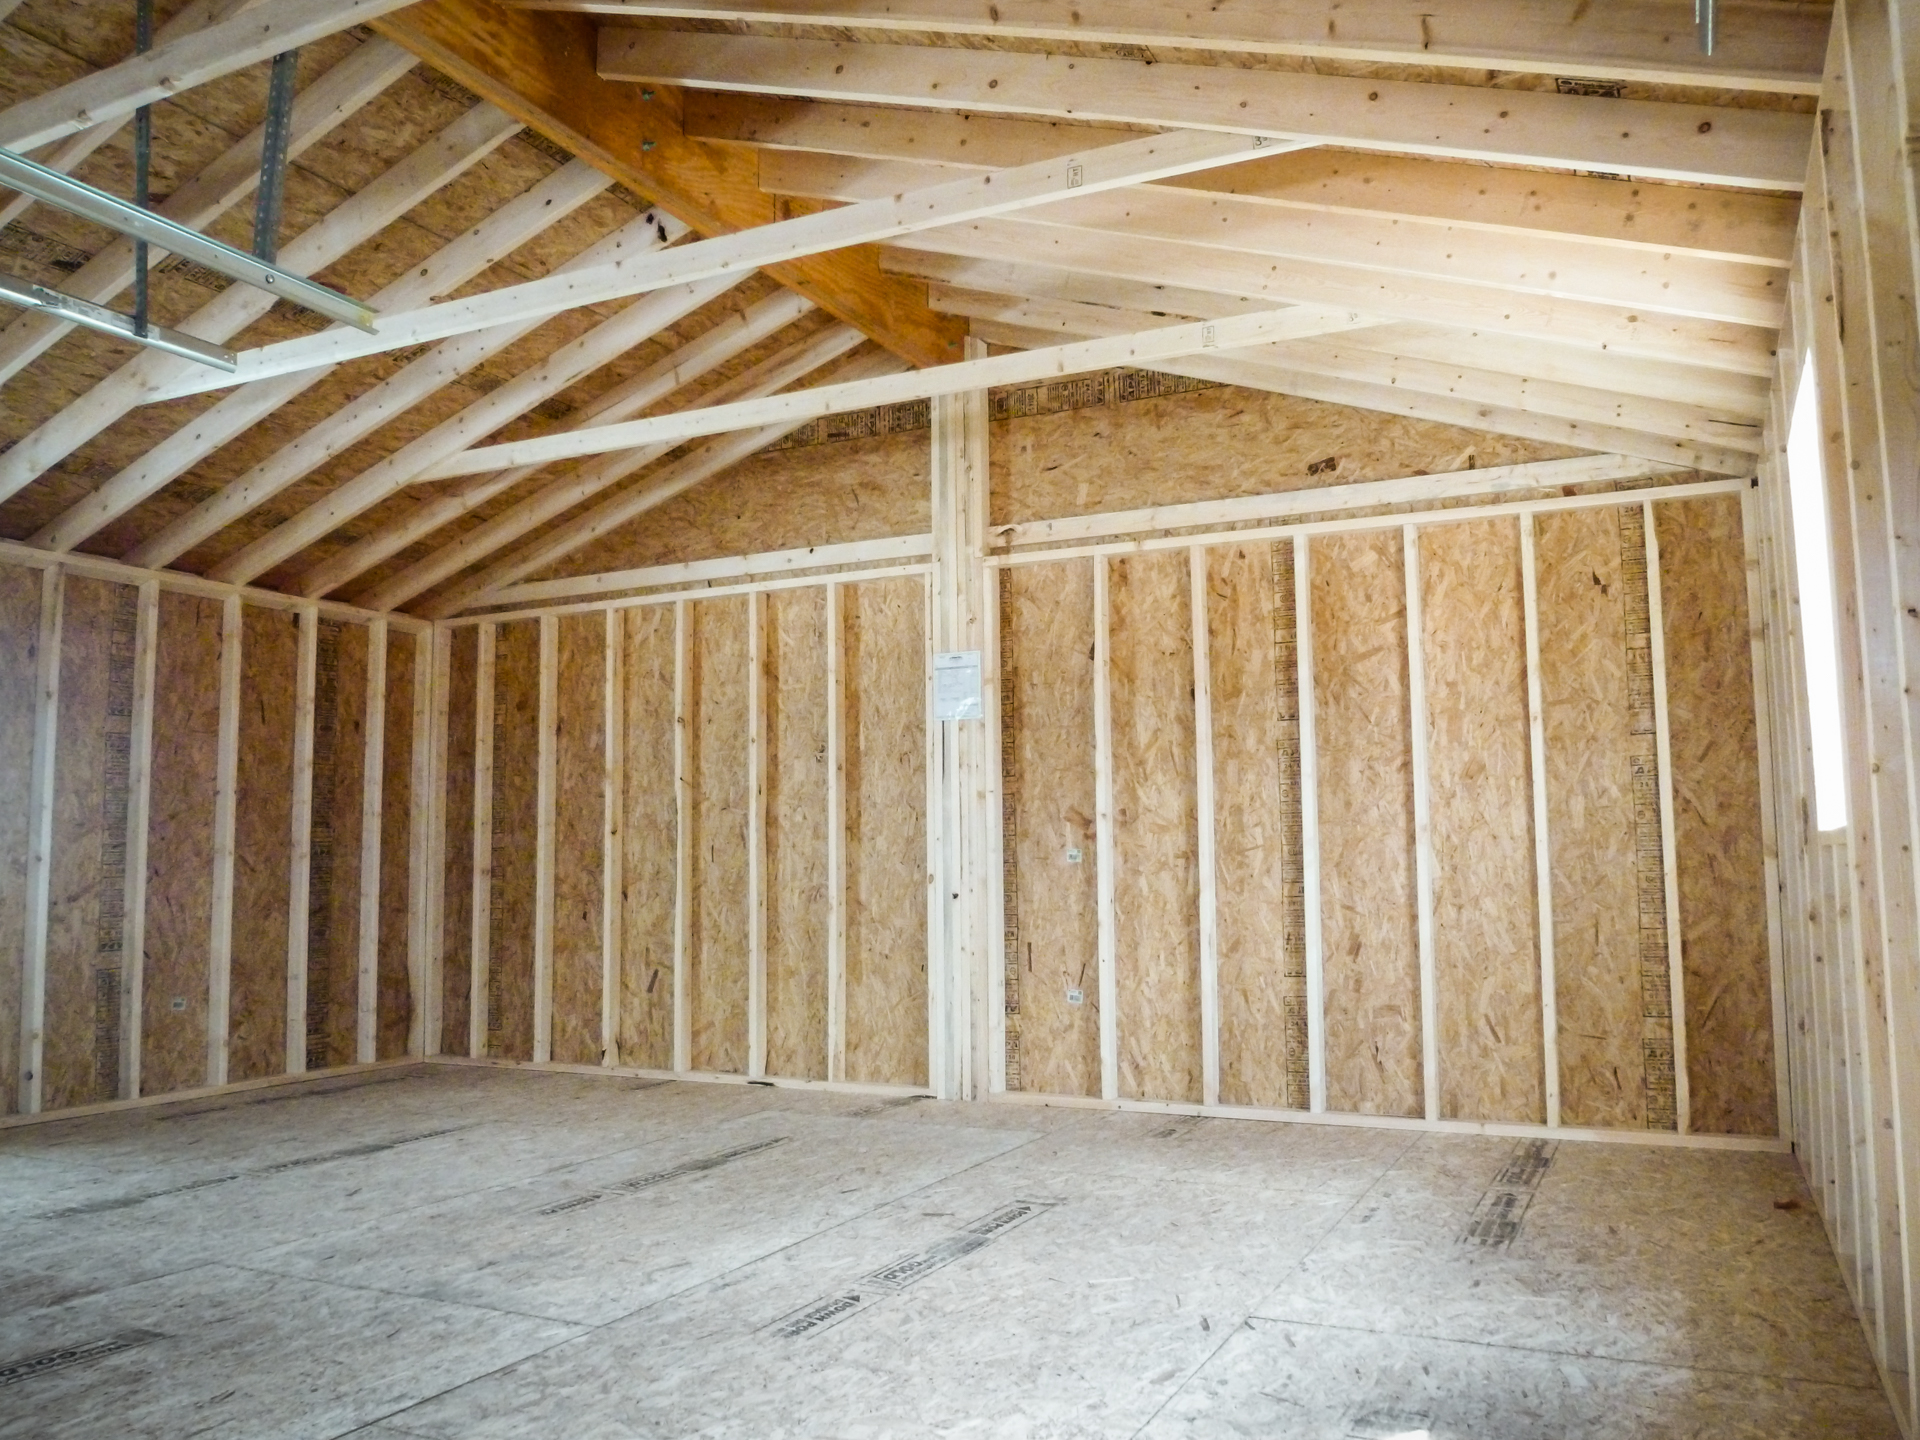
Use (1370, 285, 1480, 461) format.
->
(984, 569, 1007, 1097)
(1093, 557, 1119, 1102)
(119, 580, 158, 1100)
(1191, 544, 1222, 1109)
(1645, 500, 1692, 1133)
(1295, 534, 1326, 1113)
(423, 624, 452, 1057)
(532, 612, 558, 1065)
(1520, 514, 1561, 1127)
(207, 593, 241, 1089)
(285, 605, 319, 1074)
(925, 573, 947, 1097)
(408, 628, 434, 1059)
(1404, 525, 1440, 1123)
(747, 589, 768, 1080)
(825, 583, 847, 1084)
(19, 566, 63, 1114)
(356, 617, 388, 1066)
(602, 607, 624, 1067)
(672, 599, 692, 1074)
(469, 622, 496, 1060)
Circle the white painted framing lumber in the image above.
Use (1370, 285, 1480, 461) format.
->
(357, 618, 388, 1066)
(1643, 500, 1692, 1135)
(825, 583, 847, 1084)
(533, 614, 559, 1065)
(0, 103, 524, 508)
(407, 629, 434, 1059)
(600, 30, 1812, 187)
(0, 0, 422, 152)
(602, 609, 624, 1066)
(458, 565, 935, 628)
(1295, 533, 1325, 1114)
(285, 605, 319, 1074)
(0, 37, 415, 390)
(1191, 544, 1221, 1109)
(17, 566, 61, 1114)
(547, 0, 1826, 92)
(1092, 558, 1118, 1102)
(469, 624, 497, 1058)
(206, 594, 242, 1089)
(149, 128, 1311, 398)
(1519, 513, 1561, 1129)
(487, 534, 932, 608)
(108, 160, 620, 567)
(747, 590, 768, 1080)
(1404, 525, 1439, 1123)
(671, 601, 693, 1073)
(119, 580, 159, 1100)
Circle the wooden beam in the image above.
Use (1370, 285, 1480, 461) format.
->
(529, 0, 1826, 93)
(748, 129, 1799, 267)
(1519, 513, 1560, 1129)
(1403, 525, 1438, 1123)
(1092, 557, 1118, 1102)
(671, 600, 692, 1072)
(601, 608, 623, 1065)
(1644, 500, 1691, 1133)
(746, 590, 767, 1079)
(207, 595, 243, 1089)
(357, 618, 388, 1065)
(1294, 533, 1325, 1114)
(17, 566, 61, 1114)
(0, 103, 524, 508)
(1191, 544, 1221, 1110)
(149, 127, 1307, 398)
(371, 0, 965, 369)
(533, 614, 558, 1064)
(119, 581, 159, 1100)
(286, 606, 320, 1074)
(110, 161, 619, 569)
(407, 629, 434, 1058)
(0, 0, 421, 151)
(600, 31, 1813, 188)
(825, 582, 846, 1083)
(425, 624, 454, 1056)
(469, 623, 497, 1058)
(885, 222, 1780, 375)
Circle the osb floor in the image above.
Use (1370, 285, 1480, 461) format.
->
(0, 1064, 1899, 1439)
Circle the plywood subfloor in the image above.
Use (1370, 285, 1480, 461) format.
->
(0, 1067, 1894, 1438)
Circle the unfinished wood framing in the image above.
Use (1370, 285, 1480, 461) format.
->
(468, 624, 497, 1060)
(357, 620, 389, 1065)
(1404, 527, 1440, 1124)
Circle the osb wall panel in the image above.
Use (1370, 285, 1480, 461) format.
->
(0, 565, 39, 1114)
(1207, 543, 1301, 1111)
(439, 627, 477, 1057)
(690, 596, 750, 1075)
(550, 612, 606, 1067)
(1001, 561, 1100, 1097)
(992, 384, 1575, 527)
(1312, 530, 1422, 1118)
(1420, 518, 1544, 1125)
(376, 634, 415, 1061)
(619, 605, 677, 1070)
(1657, 495, 1775, 1135)
(1108, 551, 1202, 1104)
(842, 576, 928, 1088)
(141, 590, 220, 1099)
(532, 430, 930, 579)
(43, 575, 132, 1111)
(489, 620, 541, 1063)
(766, 588, 828, 1081)
(230, 605, 298, 1083)
(1535, 508, 1646, 1130)
(308, 622, 367, 1073)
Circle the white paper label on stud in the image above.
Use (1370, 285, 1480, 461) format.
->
(1066, 988, 1084, 1006)
(934, 650, 984, 721)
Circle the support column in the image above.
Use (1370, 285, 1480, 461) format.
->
(930, 337, 992, 1102)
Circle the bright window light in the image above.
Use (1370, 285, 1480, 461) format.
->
(1786, 356, 1848, 832)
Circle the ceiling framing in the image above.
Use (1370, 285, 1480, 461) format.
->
(0, 0, 1819, 616)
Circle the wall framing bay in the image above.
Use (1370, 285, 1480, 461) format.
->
(0, 564, 36, 1116)
(619, 604, 678, 1070)
(689, 594, 752, 1075)
(551, 610, 606, 1067)
(765, 586, 830, 1081)
(489, 619, 541, 1063)
(438, 625, 477, 1056)
(377, 634, 417, 1061)
(307, 619, 369, 1074)
(229, 604, 299, 1084)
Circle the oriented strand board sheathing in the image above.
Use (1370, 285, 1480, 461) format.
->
(41, 577, 134, 1111)
(0, 566, 39, 1114)
(1108, 551, 1202, 1103)
(440, 628, 477, 1057)
(550, 613, 606, 1067)
(690, 596, 751, 1075)
(619, 606, 677, 1070)
(140, 591, 221, 1099)
(1620, 506, 1679, 1131)
(1207, 543, 1304, 1111)
(229, 605, 298, 1083)
(1657, 496, 1776, 1136)
(307, 622, 368, 1072)
(841, 577, 929, 1088)
(765, 588, 829, 1081)
(1535, 508, 1647, 1130)
(1312, 530, 1423, 1118)
(377, 637, 416, 1061)
(1419, 519, 1545, 1124)
(992, 383, 1575, 527)
(489, 620, 541, 1063)
(1000, 561, 1101, 1097)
